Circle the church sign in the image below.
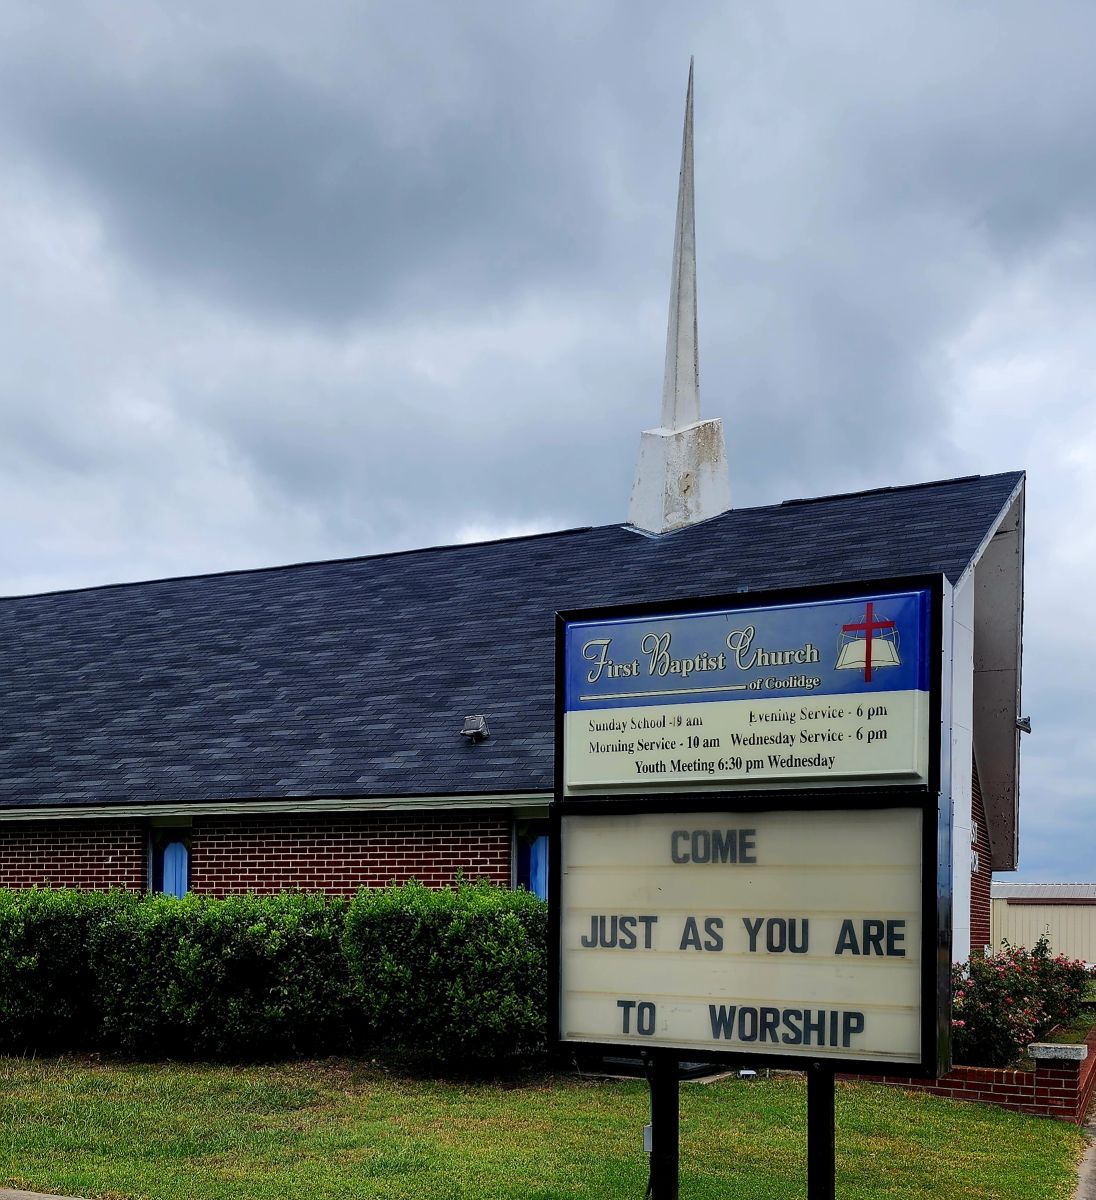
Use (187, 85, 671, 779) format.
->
(561, 586, 933, 796)
(551, 578, 950, 1077)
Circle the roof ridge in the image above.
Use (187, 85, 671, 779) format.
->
(779, 472, 1018, 509)
(0, 470, 1024, 604)
(0, 524, 595, 603)
(994, 882, 1096, 887)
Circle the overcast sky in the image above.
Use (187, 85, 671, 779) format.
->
(1, 1, 1092, 881)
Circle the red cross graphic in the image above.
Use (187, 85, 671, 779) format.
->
(841, 601, 896, 683)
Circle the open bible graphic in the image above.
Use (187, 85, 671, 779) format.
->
(836, 602, 901, 682)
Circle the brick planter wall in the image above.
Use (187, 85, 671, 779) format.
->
(848, 1025, 1096, 1123)
(189, 813, 512, 896)
(0, 819, 146, 890)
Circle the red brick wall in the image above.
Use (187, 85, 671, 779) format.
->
(0, 820, 146, 890)
(970, 759, 993, 955)
(850, 1024, 1096, 1123)
(189, 813, 512, 896)
(0, 812, 513, 896)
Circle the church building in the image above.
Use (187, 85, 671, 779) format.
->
(0, 70, 1024, 960)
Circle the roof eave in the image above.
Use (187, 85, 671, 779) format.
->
(0, 791, 552, 821)
(968, 475, 1026, 872)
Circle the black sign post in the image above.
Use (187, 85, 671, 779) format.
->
(806, 1063, 836, 1200)
(648, 1055, 680, 1200)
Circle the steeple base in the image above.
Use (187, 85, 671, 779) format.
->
(627, 417, 731, 535)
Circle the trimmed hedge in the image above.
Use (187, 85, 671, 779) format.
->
(0, 888, 135, 1054)
(344, 880, 547, 1066)
(88, 892, 353, 1059)
(0, 883, 547, 1066)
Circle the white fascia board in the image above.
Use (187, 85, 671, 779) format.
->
(952, 475, 1027, 592)
(0, 792, 552, 822)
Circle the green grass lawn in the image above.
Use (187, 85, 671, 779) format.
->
(1046, 1008, 1096, 1045)
(0, 1058, 1085, 1200)
(1016, 1007, 1096, 1068)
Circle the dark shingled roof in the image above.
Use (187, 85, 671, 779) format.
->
(0, 471, 1022, 810)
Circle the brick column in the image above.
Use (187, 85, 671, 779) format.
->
(1029, 1042, 1093, 1122)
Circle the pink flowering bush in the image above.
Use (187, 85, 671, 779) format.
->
(951, 935, 1092, 1067)
(1028, 937, 1091, 1027)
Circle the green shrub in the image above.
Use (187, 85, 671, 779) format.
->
(952, 935, 1094, 1067)
(88, 892, 352, 1059)
(344, 881, 547, 1067)
(0, 888, 134, 1054)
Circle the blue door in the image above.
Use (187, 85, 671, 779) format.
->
(529, 835, 548, 901)
(162, 841, 189, 898)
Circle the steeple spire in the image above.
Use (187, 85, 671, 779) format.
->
(661, 58, 700, 431)
(628, 62, 731, 535)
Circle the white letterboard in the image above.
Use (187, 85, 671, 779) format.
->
(558, 807, 923, 1064)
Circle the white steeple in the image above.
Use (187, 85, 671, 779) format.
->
(628, 60, 731, 535)
(661, 58, 700, 431)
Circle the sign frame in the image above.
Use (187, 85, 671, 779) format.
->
(550, 575, 952, 1079)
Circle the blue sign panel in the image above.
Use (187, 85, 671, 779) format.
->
(566, 590, 930, 712)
